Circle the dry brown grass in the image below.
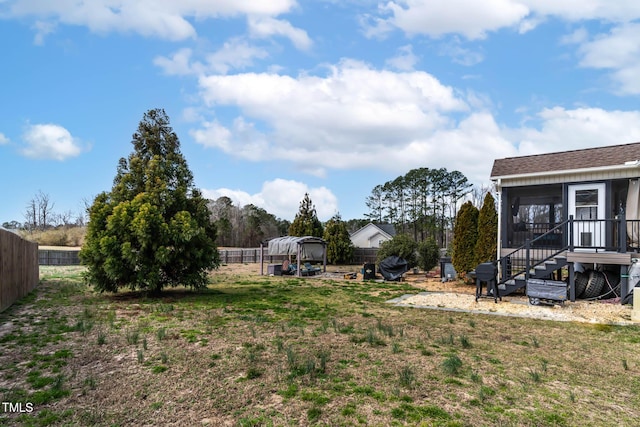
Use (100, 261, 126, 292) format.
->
(20, 227, 86, 247)
(1, 264, 640, 426)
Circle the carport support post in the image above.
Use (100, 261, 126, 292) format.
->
(297, 242, 302, 277)
(260, 243, 264, 276)
(323, 242, 327, 272)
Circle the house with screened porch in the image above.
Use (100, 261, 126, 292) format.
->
(490, 142, 640, 303)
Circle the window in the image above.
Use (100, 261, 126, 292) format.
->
(575, 189, 598, 220)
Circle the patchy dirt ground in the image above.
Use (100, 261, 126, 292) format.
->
(238, 262, 636, 325)
(0, 263, 637, 426)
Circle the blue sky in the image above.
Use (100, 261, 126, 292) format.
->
(3, 1, 640, 224)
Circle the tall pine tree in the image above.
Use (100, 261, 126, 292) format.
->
(80, 109, 219, 293)
(289, 193, 324, 237)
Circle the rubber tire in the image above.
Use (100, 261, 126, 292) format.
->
(600, 270, 621, 299)
(574, 271, 589, 299)
(582, 270, 605, 299)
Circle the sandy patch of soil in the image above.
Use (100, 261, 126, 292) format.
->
(394, 272, 635, 325)
(223, 263, 636, 325)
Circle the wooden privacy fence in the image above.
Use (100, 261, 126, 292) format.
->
(218, 247, 379, 265)
(32, 247, 379, 266)
(0, 229, 39, 313)
(39, 249, 81, 265)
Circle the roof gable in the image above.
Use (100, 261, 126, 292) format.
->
(350, 223, 394, 240)
(491, 142, 640, 178)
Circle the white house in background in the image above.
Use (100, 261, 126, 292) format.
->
(350, 223, 396, 248)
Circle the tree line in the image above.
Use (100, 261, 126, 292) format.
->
(208, 192, 369, 250)
(207, 197, 291, 248)
(0, 191, 87, 231)
(365, 167, 473, 247)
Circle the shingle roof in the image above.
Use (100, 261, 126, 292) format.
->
(377, 223, 396, 237)
(491, 142, 640, 178)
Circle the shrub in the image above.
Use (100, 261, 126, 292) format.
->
(474, 192, 498, 266)
(417, 237, 440, 272)
(452, 201, 479, 277)
(323, 213, 354, 264)
(376, 233, 418, 268)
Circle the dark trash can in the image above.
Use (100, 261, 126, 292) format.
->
(440, 257, 457, 282)
(363, 263, 376, 280)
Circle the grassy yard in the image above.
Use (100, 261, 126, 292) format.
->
(1, 265, 640, 426)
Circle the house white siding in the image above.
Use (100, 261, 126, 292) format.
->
(498, 168, 640, 188)
(350, 223, 394, 248)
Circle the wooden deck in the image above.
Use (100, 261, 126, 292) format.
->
(566, 251, 632, 265)
(500, 248, 634, 265)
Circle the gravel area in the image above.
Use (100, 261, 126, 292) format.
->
(389, 276, 636, 325)
(227, 263, 638, 325)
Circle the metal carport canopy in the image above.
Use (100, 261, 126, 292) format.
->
(267, 236, 326, 260)
(262, 236, 327, 277)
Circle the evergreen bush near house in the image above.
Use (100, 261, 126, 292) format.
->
(417, 237, 440, 272)
(452, 201, 479, 278)
(323, 213, 354, 264)
(80, 109, 220, 293)
(289, 193, 324, 237)
(376, 233, 418, 268)
(474, 192, 498, 266)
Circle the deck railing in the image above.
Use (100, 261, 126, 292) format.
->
(499, 214, 640, 286)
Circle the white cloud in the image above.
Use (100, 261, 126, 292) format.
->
(385, 44, 418, 71)
(438, 37, 484, 66)
(560, 27, 589, 45)
(154, 39, 269, 76)
(574, 23, 640, 95)
(32, 20, 56, 45)
(192, 57, 640, 187)
(375, 0, 530, 40)
(154, 48, 202, 76)
(4, 0, 298, 41)
(21, 123, 84, 160)
(194, 59, 469, 176)
(513, 107, 640, 155)
(517, 16, 544, 34)
(518, 0, 640, 22)
(206, 38, 270, 74)
(247, 15, 312, 50)
(202, 179, 338, 221)
(0, 132, 9, 145)
(367, 1, 640, 41)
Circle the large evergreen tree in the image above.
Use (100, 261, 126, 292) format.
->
(474, 192, 498, 266)
(451, 201, 479, 277)
(80, 109, 219, 293)
(323, 213, 354, 264)
(289, 193, 324, 237)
